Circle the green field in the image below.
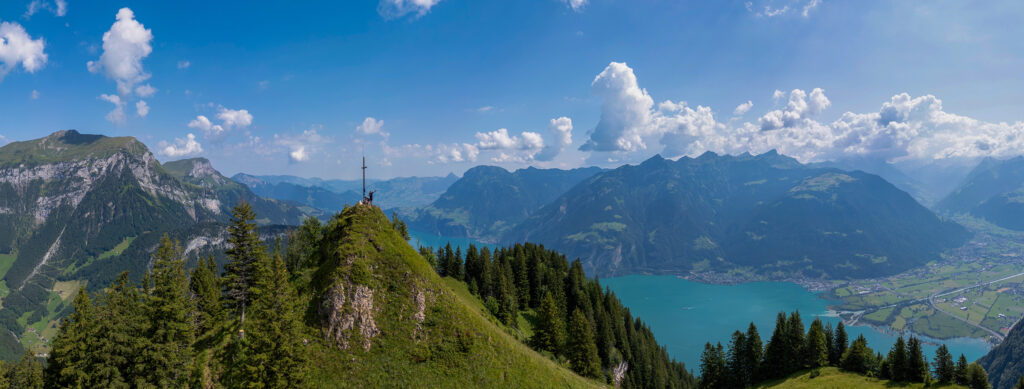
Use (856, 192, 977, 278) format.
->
(757, 367, 966, 389)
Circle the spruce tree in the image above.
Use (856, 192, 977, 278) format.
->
(761, 312, 790, 379)
(906, 336, 927, 383)
(833, 321, 848, 366)
(933, 344, 955, 384)
(10, 351, 43, 389)
(143, 235, 194, 387)
(92, 272, 147, 387)
(785, 311, 805, 373)
(45, 287, 96, 387)
(840, 334, 873, 374)
(223, 201, 266, 330)
(804, 318, 828, 368)
(955, 354, 970, 386)
(966, 363, 990, 389)
(532, 291, 566, 355)
(744, 323, 763, 384)
(727, 331, 749, 388)
(887, 336, 908, 382)
(823, 322, 835, 366)
(227, 253, 308, 388)
(700, 342, 727, 389)
(567, 308, 602, 379)
(190, 256, 224, 336)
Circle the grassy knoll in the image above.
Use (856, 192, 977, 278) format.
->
(757, 367, 966, 389)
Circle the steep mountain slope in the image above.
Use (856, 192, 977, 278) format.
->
(305, 205, 602, 387)
(406, 165, 604, 241)
(233, 172, 458, 210)
(938, 157, 1024, 230)
(504, 151, 968, 278)
(0, 130, 309, 358)
(978, 322, 1024, 389)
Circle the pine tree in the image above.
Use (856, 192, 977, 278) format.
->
(906, 336, 927, 383)
(227, 253, 308, 388)
(286, 216, 322, 272)
(190, 256, 224, 336)
(532, 291, 566, 355)
(143, 235, 194, 387)
(966, 363, 991, 389)
(744, 323, 763, 384)
(823, 322, 835, 367)
(44, 287, 96, 387)
(92, 272, 148, 387)
(840, 334, 873, 374)
(955, 354, 970, 386)
(727, 330, 749, 388)
(223, 201, 267, 331)
(887, 336, 908, 382)
(933, 344, 955, 384)
(832, 321, 848, 366)
(9, 350, 43, 389)
(761, 312, 790, 379)
(785, 311, 805, 373)
(804, 318, 828, 368)
(567, 308, 602, 379)
(700, 342, 727, 389)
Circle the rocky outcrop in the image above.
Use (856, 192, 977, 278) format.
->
(320, 280, 380, 351)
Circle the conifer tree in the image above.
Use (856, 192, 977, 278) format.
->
(532, 291, 566, 355)
(832, 321, 848, 366)
(840, 334, 873, 374)
(567, 308, 602, 379)
(419, 246, 438, 271)
(955, 354, 970, 386)
(92, 272, 147, 387)
(785, 311, 805, 373)
(933, 344, 955, 384)
(143, 235, 194, 387)
(762, 312, 790, 379)
(699, 342, 727, 389)
(190, 256, 224, 336)
(286, 216, 322, 272)
(227, 253, 308, 388)
(45, 287, 96, 387)
(804, 318, 828, 368)
(744, 323, 763, 383)
(223, 201, 266, 330)
(823, 322, 835, 366)
(10, 351, 43, 389)
(887, 336, 908, 382)
(966, 363, 990, 389)
(727, 330, 749, 388)
(906, 336, 927, 383)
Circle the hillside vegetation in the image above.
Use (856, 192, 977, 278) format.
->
(756, 367, 967, 389)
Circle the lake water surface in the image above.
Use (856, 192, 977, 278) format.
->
(602, 275, 992, 372)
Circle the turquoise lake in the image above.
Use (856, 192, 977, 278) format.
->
(602, 275, 992, 372)
(406, 231, 992, 373)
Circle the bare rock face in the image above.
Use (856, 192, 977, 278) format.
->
(320, 280, 380, 351)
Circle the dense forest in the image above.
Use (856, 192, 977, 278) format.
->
(698, 311, 995, 389)
(979, 321, 1024, 389)
(418, 240, 695, 388)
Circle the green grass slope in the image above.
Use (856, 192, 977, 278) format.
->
(303, 205, 601, 388)
(756, 367, 966, 389)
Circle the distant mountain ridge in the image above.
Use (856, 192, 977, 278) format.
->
(937, 156, 1024, 230)
(978, 322, 1024, 389)
(404, 165, 605, 241)
(503, 151, 968, 278)
(232, 172, 458, 210)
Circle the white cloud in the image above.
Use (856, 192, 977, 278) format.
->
(378, 0, 442, 19)
(355, 117, 387, 136)
(136, 100, 149, 117)
(0, 21, 47, 82)
(475, 128, 545, 151)
(535, 117, 574, 161)
(275, 127, 332, 163)
(579, 62, 656, 152)
(217, 107, 253, 129)
(135, 83, 157, 97)
(159, 133, 203, 157)
(477, 105, 495, 112)
(733, 101, 754, 116)
(30, 90, 39, 100)
(87, 8, 153, 96)
(99, 94, 126, 124)
(177, 60, 190, 69)
(758, 88, 830, 130)
(802, 0, 821, 17)
(25, 0, 66, 17)
(188, 115, 224, 136)
(746, 0, 822, 18)
(564, 0, 588, 12)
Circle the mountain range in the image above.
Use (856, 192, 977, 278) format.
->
(232, 172, 458, 211)
(937, 156, 1024, 230)
(0, 130, 312, 359)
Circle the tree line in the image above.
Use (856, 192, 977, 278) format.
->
(420, 241, 696, 388)
(0, 201, 308, 388)
(698, 310, 993, 388)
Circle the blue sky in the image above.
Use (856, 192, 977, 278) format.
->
(1, 0, 1023, 179)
